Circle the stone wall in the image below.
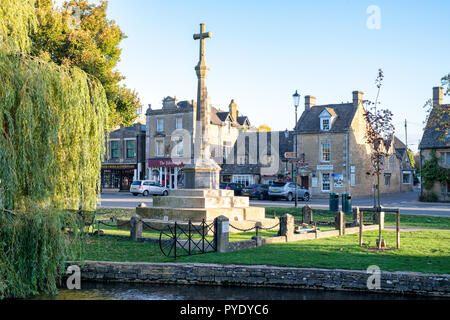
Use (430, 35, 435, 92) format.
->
(73, 261, 450, 297)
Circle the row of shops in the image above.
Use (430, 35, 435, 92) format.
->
(101, 158, 263, 190)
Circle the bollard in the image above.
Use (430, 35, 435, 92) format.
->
(130, 214, 142, 241)
(352, 207, 360, 227)
(214, 215, 229, 253)
(280, 214, 295, 241)
(335, 211, 345, 235)
(302, 205, 313, 224)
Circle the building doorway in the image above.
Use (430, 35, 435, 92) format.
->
(300, 176, 309, 189)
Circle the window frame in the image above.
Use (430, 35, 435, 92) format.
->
(155, 139, 164, 157)
(322, 173, 331, 192)
(321, 143, 331, 163)
(321, 118, 330, 131)
(175, 117, 183, 130)
(125, 139, 136, 158)
(110, 140, 119, 159)
(156, 118, 164, 132)
(402, 172, 411, 184)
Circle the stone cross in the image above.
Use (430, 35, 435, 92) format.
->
(193, 23, 212, 160)
(184, 23, 221, 189)
(193, 23, 211, 64)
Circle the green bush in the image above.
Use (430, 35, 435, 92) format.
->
(419, 192, 439, 202)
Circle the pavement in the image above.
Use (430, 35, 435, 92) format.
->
(99, 189, 450, 217)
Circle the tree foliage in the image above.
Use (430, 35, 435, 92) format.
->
(363, 69, 395, 185)
(30, 0, 141, 127)
(0, 50, 109, 211)
(0, 0, 110, 298)
(0, 0, 37, 53)
(421, 149, 450, 191)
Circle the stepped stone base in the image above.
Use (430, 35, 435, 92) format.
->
(136, 189, 268, 226)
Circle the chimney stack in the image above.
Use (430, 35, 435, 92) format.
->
(433, 87, 442, 106)
(352, 91, 364, 106)
(229, 99, 237, 121)
(305, 95, 316, 110)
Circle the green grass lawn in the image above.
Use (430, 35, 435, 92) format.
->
(264, 207, 450, 230)
(83, 229, 450, 274)
(96, 207, 450, 230)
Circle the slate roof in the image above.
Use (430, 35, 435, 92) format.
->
(210, 106, 250, 127)
(419, 105, 450, 149)
(237, 116, 250, 126)
(295, 103, 357, 133)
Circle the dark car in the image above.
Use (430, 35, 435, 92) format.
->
(219, 182, 244, 196)
(241, 184, 270, 200)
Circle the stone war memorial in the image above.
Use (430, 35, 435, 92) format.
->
(137, 24, 277, 231)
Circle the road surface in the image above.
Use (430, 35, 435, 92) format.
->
(99, 190, 450, 217)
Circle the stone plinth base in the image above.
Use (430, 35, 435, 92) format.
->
(183, 159, 221, 189)
(136, 188, 268, 227)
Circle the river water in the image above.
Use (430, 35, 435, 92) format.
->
(33, 282, 443, 300)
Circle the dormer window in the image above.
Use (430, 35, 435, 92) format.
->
(319, 108, 336, 131)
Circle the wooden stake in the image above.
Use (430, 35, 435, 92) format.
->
(396, 209, 400, 249)
(359, 207, 363, 247)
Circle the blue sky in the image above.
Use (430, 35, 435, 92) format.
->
(58, 0, 450, 152)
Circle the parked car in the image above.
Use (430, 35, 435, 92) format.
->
(219, 182, 244, 196)
(268, 182, 310, 201)
(130, 180, 169, 196)
(241, 184, 270, 200)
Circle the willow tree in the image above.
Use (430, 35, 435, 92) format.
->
(0, 0, 110, 298)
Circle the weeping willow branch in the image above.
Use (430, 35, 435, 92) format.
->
(0, 49, 109, 211)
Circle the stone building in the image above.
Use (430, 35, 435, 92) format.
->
(145, 96, 254, 189)
(293, 90, 413, 198)
(101, 123, 146, 191)
(419, 86, 450, 201)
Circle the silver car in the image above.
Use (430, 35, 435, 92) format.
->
(268, 182, 311, 201)
(130, 180, 169, 196)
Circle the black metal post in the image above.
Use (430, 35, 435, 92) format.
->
(202, 219, 205, 253)
(174, 222, 177, 259)
(188, 220, 191, 255)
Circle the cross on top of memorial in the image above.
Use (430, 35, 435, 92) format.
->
(193, 23, 212, 65)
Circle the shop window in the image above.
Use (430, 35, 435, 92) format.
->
(322, 173, 330, 191)
(232, 175, 253, 187)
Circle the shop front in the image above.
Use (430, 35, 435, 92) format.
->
(101, 164, 136, 191)
(147, 158, 190, 189)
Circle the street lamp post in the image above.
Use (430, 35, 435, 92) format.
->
(293, 90, 300, 207)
